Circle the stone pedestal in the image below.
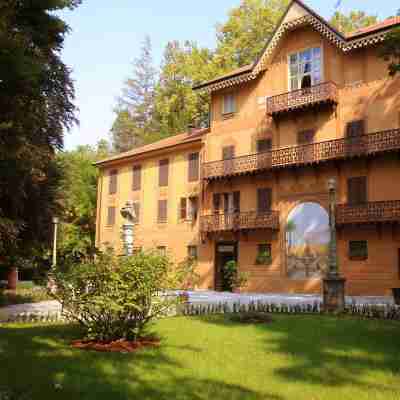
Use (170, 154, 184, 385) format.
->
(323, 275, 346, 312)
(7, 267, 18, 291)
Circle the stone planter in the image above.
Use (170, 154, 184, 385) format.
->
(392, 288, 400, 305)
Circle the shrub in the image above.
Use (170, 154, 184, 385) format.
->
(52, 250, 186, 342)
(223, 260, 249, 292)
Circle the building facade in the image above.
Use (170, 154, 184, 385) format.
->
(96, 0, 400, 296)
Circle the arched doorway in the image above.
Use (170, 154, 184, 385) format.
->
(286, 202, 330, 279)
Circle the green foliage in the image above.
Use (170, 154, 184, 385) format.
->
(255, 251, 272, 265)
(0, 286, 51, 308)
(53, 250, 187, 341)
(176, 256, 201, 290)
(0, 0, 79, 267)
(329, 11, 378, 34)
(222, 260, 249, 291)
(379, 27, 400, 76)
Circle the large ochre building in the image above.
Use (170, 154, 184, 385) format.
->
(96, 0, 400, 296)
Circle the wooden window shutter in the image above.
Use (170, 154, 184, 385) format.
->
(109, 170, 118, 194)
(257, 188, 272, 212)
(133, 202, 140, 223)
(346, 120, 365, 138)
(213, 193, 221, 213)
(223, 193, 230, 213)
(257, 139, 272, 153)
(159, 159, 169, 187)
(180, 198, 187, 220)
(158, 200, 167, 223)
(107, 206, 116, 226)
(132, 165, 141, 191)
(297, 129, 315, 144)
(348, 177, 367, 205)
(189, 196, 199, 220)
(188, 152, 199, 182)
(233, 191, 240, 212)
(222, 146, 235, 160)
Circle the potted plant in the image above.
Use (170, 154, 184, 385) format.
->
(255, 251, 272, 265)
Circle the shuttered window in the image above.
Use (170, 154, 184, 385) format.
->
(297, 129, 315, 144)
(346, 120, 365, 138)
(349, 241, 368, 260)
(188, 245, 198, 260)
(213, 193, 221, 214)
(158, 199, 168, 223)
(222, 93, 236, 114)
(132, 165, 141, 191)
(347, 177, 367, 205)
(189, 196, 199, 221)
(257, 139, 272, 153)
(188, 152, 200, 182)
(222, 146, 235, 160)
(157, 246, 167, 256)
(133, 202, 140, 224)
(107, 206, 116, 226)
(109, 169, 118, 195)
(180, 198, 187, 220)
(257, 188, 272, 212)
(159, 159, 169, 187)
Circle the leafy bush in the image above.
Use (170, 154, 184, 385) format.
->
(223, 260, 249, 292)
(53, 250, 187, 342)
(176, 257, 200, 290)
(255, 251, 272, 265)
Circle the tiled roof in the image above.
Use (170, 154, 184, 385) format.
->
(95, 128, 207, 166)
(347, 16, 400, 38)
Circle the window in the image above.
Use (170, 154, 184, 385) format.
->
(349, 241, 368, 260)
(289, 47, 322, 91)
(346, 120, 365, 139)
(159, 159, 169, 187)
(222, 145, 235, 160)
(297, 129, 315, 145)
(256, 243, 272, 265)
(257, 138, 272, 153)
(257, 188, 272, 213)
(157, 246, 167, 256)
(222, 192, 240, 213)
(213, 193, 221, 214)
(188, 245, 198, 260)
(107, 206, 116, 226)
(222, 93, 236, 115)
(188, 196, 199, 221)
(109, 169, 118, 195)
(132, 165, 141, 191)
(180, 197, 199, 221)
(158, 199, 168, 223)
(180, 198, 187, 220)
(347, 177, 367, 205)
(133, 202, 140, 224)
(188, 152, 200, 182)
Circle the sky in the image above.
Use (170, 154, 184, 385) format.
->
(60, 0, 399, 150)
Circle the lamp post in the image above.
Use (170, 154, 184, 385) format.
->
(323, 178, 346, 312)
(120, 201, 136, 256)
(52, 216, 59, 267)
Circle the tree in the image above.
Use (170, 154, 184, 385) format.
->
(111, 36, 159, 152)
(379, 27, 400, 76)
(56, 142, 110, 267)
(0, 0, 80, 288)
(215, 0, 290, 68)
(329, 11, 378, 34)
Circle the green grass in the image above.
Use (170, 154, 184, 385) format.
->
(0, 315, 399, 400)
(0, 282, 52, 308)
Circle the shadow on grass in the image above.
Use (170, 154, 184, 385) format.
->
(0, 288, 51, 307)
(0, 323, 281, 400)
(198, 314, 400, 393)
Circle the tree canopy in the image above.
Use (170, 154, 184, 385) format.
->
(329, 11, 378, 34)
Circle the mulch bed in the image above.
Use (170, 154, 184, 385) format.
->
(71, 337, 160, 353)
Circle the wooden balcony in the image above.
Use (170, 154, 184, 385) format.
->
(336, 200, 400, 225)
(266, 82, 338, 117)
(200, 211, 280, 233)
(203, 128, 400, 180)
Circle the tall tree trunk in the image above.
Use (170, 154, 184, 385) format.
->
(7, 267, 18, 291)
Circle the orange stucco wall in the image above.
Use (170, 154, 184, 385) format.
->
(96, 24, 400, 296)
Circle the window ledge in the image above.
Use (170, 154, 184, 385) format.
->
(222, 112, 236, 120)
(349, 256, 368, 261)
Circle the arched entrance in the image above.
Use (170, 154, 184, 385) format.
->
(286, 202, 330, 279)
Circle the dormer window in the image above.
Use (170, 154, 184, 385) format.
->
(222, 93, 236, 115)
(289, 47, 322, 91)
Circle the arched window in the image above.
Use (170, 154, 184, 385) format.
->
(286, 202, 330, 279)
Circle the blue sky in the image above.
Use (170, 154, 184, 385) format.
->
(60, 0, 399, 150)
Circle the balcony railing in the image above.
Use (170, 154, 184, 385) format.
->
(336, 200, 400, 225)
(200, 211, 280, 233)
(202, 128, 400, 180)
(266, 82, 338, 116)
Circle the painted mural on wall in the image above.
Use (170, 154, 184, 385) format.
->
(286, 202, 330, 279)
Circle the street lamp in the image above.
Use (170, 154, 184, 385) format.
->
(52, 216, 59, 267)
(323, 178, 346, 312)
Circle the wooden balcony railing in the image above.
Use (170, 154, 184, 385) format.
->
(336, 200, 400, 225)
(266, 82, 338, 116)
(200, 211, 280, 233)
(202, 128, 400, 180)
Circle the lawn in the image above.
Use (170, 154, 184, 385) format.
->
(1, 315, 399, 400)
